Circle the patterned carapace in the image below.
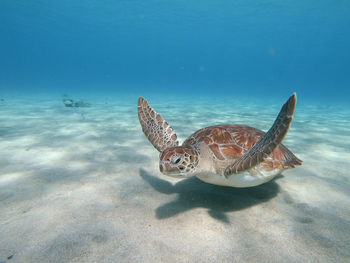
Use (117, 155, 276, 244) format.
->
(183, 124, 302, 171)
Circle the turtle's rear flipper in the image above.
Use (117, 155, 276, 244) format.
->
(138, 97, 179, 152)
(224, 93, 297, 177)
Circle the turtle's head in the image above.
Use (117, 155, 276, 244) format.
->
(159, 146, 199, 178)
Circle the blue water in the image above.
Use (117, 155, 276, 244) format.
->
(1, 0, 350, 104)
(1, 2, 350, 262)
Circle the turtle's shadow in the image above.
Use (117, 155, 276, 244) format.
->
(139, 169, 282, 223)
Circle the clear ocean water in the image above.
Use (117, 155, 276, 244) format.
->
(0, 1, 349, 262)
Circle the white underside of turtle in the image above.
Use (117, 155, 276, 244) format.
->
(196, 170, 282, 187)
(192, 142, 284, 187)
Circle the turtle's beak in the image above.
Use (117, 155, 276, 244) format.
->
(159, 161, 183, 177)
(159, 161, 171, 174)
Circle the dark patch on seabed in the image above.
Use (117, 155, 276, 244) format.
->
(139, 168, 280, 223)
(140, 168, 350, 259)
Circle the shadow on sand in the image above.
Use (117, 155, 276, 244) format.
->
(139, 168, 281, 223)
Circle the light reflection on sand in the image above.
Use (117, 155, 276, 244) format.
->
(0, 95, 349, 262)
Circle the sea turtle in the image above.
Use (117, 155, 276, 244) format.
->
(138, 94, 302, 187)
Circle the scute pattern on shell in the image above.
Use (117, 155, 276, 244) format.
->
(225, 93, 298, 175)
(138, 97, 179, 152)
(183, 124, 302, 171)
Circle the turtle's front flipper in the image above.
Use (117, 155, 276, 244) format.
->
(138, 97, 179, 152)
(224, 93, 297, 177)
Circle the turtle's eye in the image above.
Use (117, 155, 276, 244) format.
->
(171, 155, 182, 165)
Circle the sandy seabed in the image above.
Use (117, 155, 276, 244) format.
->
(0, 94, 349, 263)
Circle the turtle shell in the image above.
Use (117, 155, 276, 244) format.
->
(183, 124, 302, 170)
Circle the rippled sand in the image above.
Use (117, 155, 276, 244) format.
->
(0, 94, 349, 262)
